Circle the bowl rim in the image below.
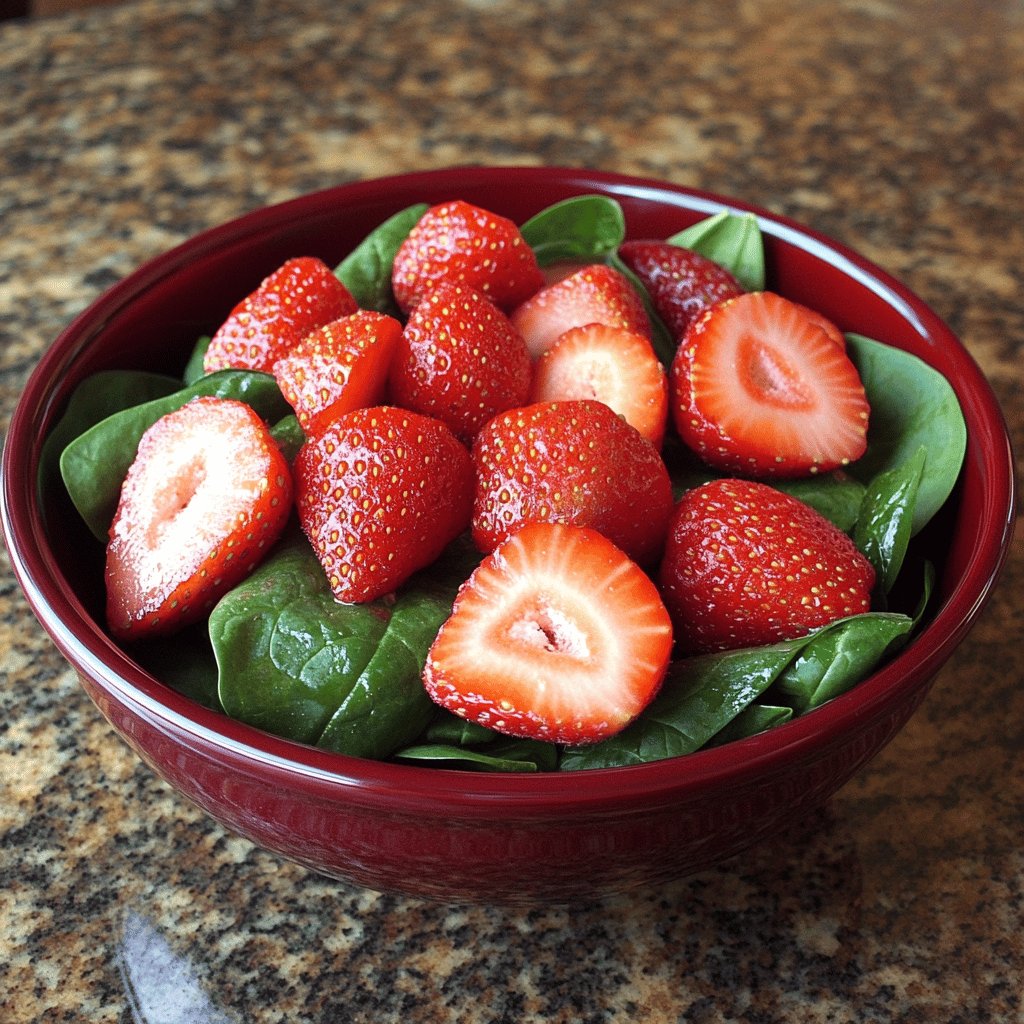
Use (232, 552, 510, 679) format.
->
(1, 165, 1016, 815)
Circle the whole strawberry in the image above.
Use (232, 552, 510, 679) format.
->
(389, 283, 532, 443)
(391, 200, 544, 314)
(659, 478, 875, 654)
(471, 399, 674, 566)
(203, 257, 358, 374)
(295, 406, 474, 603)
(105, 397, 293, 639)
(618, 241, 744, 340)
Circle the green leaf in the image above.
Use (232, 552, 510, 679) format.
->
(132, 623, 222, 712)
(705, 703, 793, 746)
(212, 537, 392, 746)
(854, 446, 927, 594)
(182, 335, 212, 385)
(335, 203, 429, 313)
(845, 334, 966, 535)
(59, 370, 291, 540)
(771, 612, 914, 714)
(606, 250, 677, 366)
(668, 211, 765, 291)
(418, 708, 499, 747)
(560, 637, 811, 770)
(315, 584, 449, 757)
(270, 414, 305, 463)
(772, 472, 867, 533)
(519, 195, 626, 267)
(393, 738, 557, 773)
(39, 370, 182, 523)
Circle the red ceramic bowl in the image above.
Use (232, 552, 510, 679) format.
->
(1, 167, 1014, 903)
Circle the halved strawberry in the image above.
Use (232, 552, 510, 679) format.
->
(510, 264, 651, 360)
(389, 282, 532, 443)
(529, 323, 669, 448)
(471, 399, 674, 565)
(659, 478, 875, 653)
(423, 522, 673, 745)
(618, 240, 744, 340)
(105, 396, 292, 639)
(671, 291, 870, 478)
(273, 311, 402, 435)
(391, 200, 544, 314)
(794, 301, 846, 348)
(203, 257, 358, 375)
(295, 406, 474, 603)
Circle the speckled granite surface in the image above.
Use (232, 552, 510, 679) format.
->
(1, 0, 1022, 1020)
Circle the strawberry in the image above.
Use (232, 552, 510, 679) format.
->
(295, 406, 474, 603)
(391, 200, 544, 315)
(203, 257, 358, 375)
(389, 283, 532, 443)
(794, 301, 846, 348)
(273, 311, 402, 435)
(671, 291, 870, 478)
(659, 478, 875, 654)
(510, 264, 650, 360)
(105, 397, 292, 639)
(423, 522, 673, 745)
(529, 323, 669, 448)
(471, 399, 673, 565)
(617, 240, 744, 340)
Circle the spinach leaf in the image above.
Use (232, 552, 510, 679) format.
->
(606, 250, 677, 366)
(60, 370, 291, 540)
(132, 623, 222, 712)
(705, 703, 793, 746)
(668, 210, 766, 291)
(270, 414, 305, 463)
(394, 737, 557, 773)
(315, 585, 449, 757)
(845, 334, 966, 536)
(212, 537, 391, 745)
(560, 637, 811, 770)
(773, 473, 867, 534)
(39, 370, 181, 521)
(854, 446, 927, 594)
(182, 335, 212, 385)
(664, 437, 866, 533)
(335, 203, 429, 313)
(520, 195, 626, 267)
(771, 612, 913, 713)
(417, 708, 499, 747)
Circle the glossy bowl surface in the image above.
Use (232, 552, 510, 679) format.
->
(1, 167, 1015, 902)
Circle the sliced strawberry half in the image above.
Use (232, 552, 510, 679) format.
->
(423, 522, 673, 745)
(529, 323, 669, 448)
(671, 291, 870, 478)
(510, 264, 651, 360)
(391, 200, 544, 314)
(105, 396, 293, 639)
(618, 240, 744, 340)
(203, 257, 358, 375)
(273, 310, 402, 435)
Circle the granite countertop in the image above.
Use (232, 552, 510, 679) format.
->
(1, 0, 1022, 1020)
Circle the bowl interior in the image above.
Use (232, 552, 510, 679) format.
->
(2, 166, 1015, 808)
